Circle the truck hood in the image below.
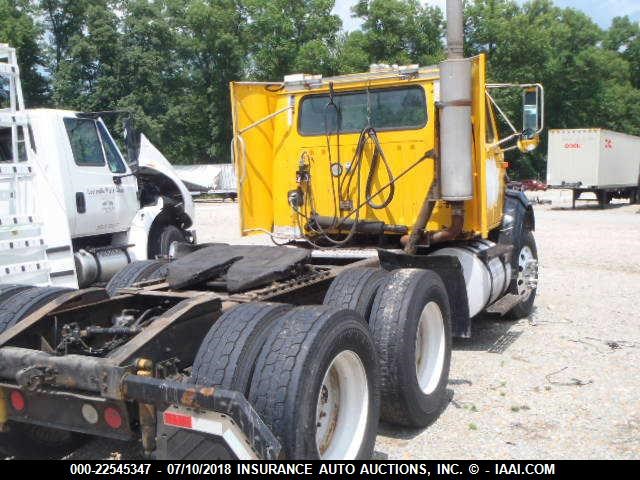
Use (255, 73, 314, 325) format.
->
(136, 134, 195, 224)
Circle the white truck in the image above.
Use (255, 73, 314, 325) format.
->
(0, 45, 194, 290)
(547, 128, 640, 208)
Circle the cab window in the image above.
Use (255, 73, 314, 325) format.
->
(64, 118, 105, 167)
(97, 121, 126, 174)
(299, 86, 427, 136)
(0, 127, 28, 162)
(485, 96, 498, 144)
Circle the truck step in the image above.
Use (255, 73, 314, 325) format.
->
(0, 163, 33, 177)
(0, 113, 29, 128)
(0, 236, 46, 265)
(0, 260, 51, 286)
(0, 215, 42, 241)
(485, 294, 522, 316)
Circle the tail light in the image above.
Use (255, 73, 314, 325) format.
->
(104, 406, 122, 429)
(9, 390, 25, 412)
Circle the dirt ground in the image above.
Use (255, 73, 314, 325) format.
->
(63, 190, 640, 460)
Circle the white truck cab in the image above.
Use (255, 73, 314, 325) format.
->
(0, 46, 194, 289)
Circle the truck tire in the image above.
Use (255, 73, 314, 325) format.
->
(0, 286, 72, 333)
(249, 305, 379, 459)
(0, 284, 31, 304)
(0, 286, 83, 459)
(506, 230, 538, 319)
(149, 224, 186, 258)
(105, 259, 168, 297)
(190, 302, 291, 395)
(369, 269, 452, 428)
(323, 268, 388, 322)
(0, 422, 85, 459)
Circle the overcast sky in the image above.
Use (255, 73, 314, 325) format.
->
(333, 0, 640, 31)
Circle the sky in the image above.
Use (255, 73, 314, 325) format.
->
(333, 0, 640, 31)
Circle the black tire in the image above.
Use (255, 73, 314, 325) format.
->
(0, 284, 32, 304)
(105, 259, 168, 297)
(323, 268, 388, 322)
(0, 422, 85, 459)
(190, 303, 291, 395)
(0, 286, 72, 333)
(249, 305, 379, 459)
(506, 230, 538, 319)
(0, 286, 83, 459)
(149, 224, 186, 258)
(370, 269, 452, 428)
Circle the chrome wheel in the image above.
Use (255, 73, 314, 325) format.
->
(415, 301, 446, 395)
(315, 350, 369, 459)
(517, 246, 538, 299)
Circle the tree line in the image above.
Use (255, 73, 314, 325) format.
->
(1, 0, 639, 178)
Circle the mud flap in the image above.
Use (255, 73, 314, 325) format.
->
(122, 374, 282, 460)
(378, 249, 471, 338)
(155, 407, 256, 460)
(498, 190, 535, 255)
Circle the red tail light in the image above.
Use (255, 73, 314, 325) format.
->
(104, 406, 122, 429)
(10, 390, 25, 412)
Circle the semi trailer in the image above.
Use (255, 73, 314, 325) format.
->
(0, 0, 542, 460)
(547, 129, 640, 208)
(0, 44, 195, 291)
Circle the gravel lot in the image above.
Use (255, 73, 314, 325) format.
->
(55, 191, 640, 459)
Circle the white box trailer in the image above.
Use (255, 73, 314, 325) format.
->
(547, 129, 640, 207)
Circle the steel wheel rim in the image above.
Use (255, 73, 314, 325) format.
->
(517, 246, 538, 299)
(315, 350, 369, 460)
(415, 301, 446, 395)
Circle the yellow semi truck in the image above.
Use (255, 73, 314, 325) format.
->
(0, 0, 541, 460)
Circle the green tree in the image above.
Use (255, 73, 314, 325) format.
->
(166, 0, 246, 162)
(336, 31, 371, 73)
(465, 0, 640, 177)
(244, 0, 342, 79)
(0, 0, 49, 105)
(605, 16, 640, 89)
(39, 0, 90, 73)
(353, 0, 445, 66)
(52, 0, 122, 110)
(115, 0, 179, 151)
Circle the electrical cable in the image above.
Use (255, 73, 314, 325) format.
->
(291, 84, 418, 247)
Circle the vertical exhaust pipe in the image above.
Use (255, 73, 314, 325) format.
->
(446, 0, 465, 59)
(439, 0, 473, 201)
(403, 0, 471, 253)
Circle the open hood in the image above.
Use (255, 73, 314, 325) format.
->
(136, 134, 195, 223)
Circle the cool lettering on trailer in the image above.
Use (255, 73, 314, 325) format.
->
(564, 143, 581, 149)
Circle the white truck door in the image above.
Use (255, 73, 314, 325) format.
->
(96, 119, 139, 230)
(63, 116, 138, 238)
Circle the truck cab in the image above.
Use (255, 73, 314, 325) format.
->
(0, 103, 194, 288)
(25, 110, 140, 239)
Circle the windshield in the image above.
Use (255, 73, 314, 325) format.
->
(299, 86, 427, 136)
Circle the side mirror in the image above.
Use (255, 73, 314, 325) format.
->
(123, 116, 140, 166)
(517, 133, 540, 153)
(518, 85, 544, 153)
